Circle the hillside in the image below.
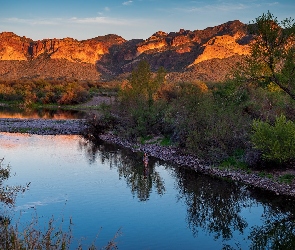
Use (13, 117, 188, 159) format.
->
(0, 20, 252, 82)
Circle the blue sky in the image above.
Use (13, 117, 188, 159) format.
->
(0, 0, 294, 40)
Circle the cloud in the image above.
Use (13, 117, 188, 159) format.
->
(179, 3, 249, 13)
(123, 1, 133, 6)
(177, 1, 280, 13)
(69, 16, 129, 25)
(4, 17, 60, 25)
(267, 2, 279, 6)
(2, 16, 130, 26)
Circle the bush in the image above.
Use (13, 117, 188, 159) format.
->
(251, 115, 295, 163)
(166, 82, 251, 163)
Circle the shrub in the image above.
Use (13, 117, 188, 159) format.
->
(251, 115, 295, 163)
(167, 82, 251, 163)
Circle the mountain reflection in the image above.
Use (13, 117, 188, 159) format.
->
(79, 137, 295, 249)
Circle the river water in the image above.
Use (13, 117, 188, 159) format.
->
(1, 132, 295, 249)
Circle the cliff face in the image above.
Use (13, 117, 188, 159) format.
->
(0, 20, 252, 82)
(0, 32, 32, 60)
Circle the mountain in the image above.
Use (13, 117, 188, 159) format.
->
(0, 20, 252, 82)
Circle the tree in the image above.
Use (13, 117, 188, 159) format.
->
(126, 60, 166, 107)
(243, 11, 295, 100)
(251, 115, 295, 163)
(118, 61, 167, 137)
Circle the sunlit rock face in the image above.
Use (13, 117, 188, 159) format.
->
(190, 34, 250, 65)
(0, 32, 31, 60)
(137, 31, 168, 54)
(0, 20, 253, 82)
(29, 35, 126, 64)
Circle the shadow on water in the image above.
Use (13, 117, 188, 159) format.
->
(0, 106, 86, 119)
(80, 135, 295, 249)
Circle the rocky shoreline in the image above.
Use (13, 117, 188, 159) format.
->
(0, 117, 294, 199)
(99, 134, 295, 199)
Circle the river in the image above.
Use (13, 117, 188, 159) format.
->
(1, 132, 295, 249)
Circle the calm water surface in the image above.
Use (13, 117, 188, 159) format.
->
(1, 132, 295, 249)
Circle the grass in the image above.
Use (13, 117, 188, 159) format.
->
(278, 174, 295, 184)
(160, 136, 172, 146)
(257, 171, 274, 179)
(218, 156, 248, 171)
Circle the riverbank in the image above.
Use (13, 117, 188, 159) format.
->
(99, 133, 295, 199)
(0, 118, 86, 135)
(0, 117, 294, 198)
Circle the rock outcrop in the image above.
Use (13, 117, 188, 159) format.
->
(0, 20, 252, 82)
(189, 34, 250, 65)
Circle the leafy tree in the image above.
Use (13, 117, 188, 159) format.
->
(243, 11, 295, 100)
(118, 61, 167, 138)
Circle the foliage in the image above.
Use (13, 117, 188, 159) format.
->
(0, 79, 101, 106)
(0, 216, 120, 250)
(116, 61, 167, 138)
(241, 11, 295, 100)
(278, 174, 295, 184)
(0, 158, 27, 206)
(166, 81, 251, 162)
(251, 115, 295, 163)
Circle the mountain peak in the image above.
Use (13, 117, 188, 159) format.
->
(0, 20, 252, 82)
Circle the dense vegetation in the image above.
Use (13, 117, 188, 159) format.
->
(87, 12, 295, 168)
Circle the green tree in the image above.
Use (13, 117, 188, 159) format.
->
(251, 115, 295, 163)
(118, 61, 167, 138)
(244, 11, 295, 100)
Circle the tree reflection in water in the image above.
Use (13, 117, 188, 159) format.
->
(172, 166, 251, 240)
(247, 189, 295, 249)
(78, 137, 165, 201)
(79, 136, 295, 249)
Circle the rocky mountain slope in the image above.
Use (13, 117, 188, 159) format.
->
(0, 20, 252, 82)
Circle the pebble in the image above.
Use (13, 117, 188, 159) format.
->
(0, 118, 87, 135)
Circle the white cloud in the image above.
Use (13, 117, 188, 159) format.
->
(2, 16, 130, 27)
(69, 16, 129, 25)
(179, 3, 249, 13)
(267, 2, 279, 6)
(123, 1, 133, 6)
(4, 17, 60, 25)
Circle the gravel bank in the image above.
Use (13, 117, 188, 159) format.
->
(0, 118, 87, 135)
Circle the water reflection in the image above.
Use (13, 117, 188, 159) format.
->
(173, 167, 250, 240)
(0, 106, 86, 119)
(80, 136, 295, 249)
(79, 138, 166, 201)
(247, 189, 295, 249)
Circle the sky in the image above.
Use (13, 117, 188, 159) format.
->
(0, 0, 294, 41)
